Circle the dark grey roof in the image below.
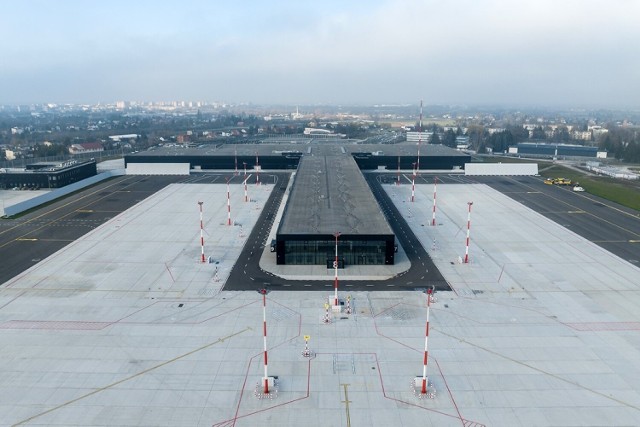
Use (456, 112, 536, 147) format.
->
(342, 143, 469, 157)
(132, 141, 466, 158)
(131, 143, 306, 158)
(278, 155, 393, 236)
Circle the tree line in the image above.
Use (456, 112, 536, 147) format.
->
(598, 126, 640, 163)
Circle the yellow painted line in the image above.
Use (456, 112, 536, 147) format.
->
(2, 288, 184, 294)
(341, 383, 352, 427)
(0, 175, 138, 244)
(506, 176, 640, 239)
(13, 327, 252, 425)
(630, 240, 640, 243)
(16, 238, 38, 241)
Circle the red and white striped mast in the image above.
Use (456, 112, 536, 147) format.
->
(411, 162, 416, 203)
(464, 201, 473, 263)
(431, 176, 437, 226)
(244, 177, 248, 203)
(260, 288, 270, 394)
(333, 231, 341, 306)
(197, 201, 205, 263)
(243, 162, 248, 202)
(234, 148, 238, 175)
(420, 287, 433, 395)
(416, 100, 423, 174)
(226, 177, 232, 226)
(255, 151, 260, 186)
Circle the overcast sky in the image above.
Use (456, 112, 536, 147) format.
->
(1, 0, 638, 107)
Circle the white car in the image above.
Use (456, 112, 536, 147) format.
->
(573, 185, 585, 192)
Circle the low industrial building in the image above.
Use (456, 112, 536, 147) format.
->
(0, 159, 97, 189)
(124, 142, 469, 173)
(509, 142, 607, 159)
(124, 144, 303, 173)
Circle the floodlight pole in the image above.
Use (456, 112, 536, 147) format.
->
(397, 155, 400, 186)
(411, 162, 416, 203)
(226, 177, 232, 226)
(198, 201, 205, 263)
(255, 151, 260, 186)
(464, 201, 473, 263)
(260, 288, 270, 394)
(333, 231, 341, 306)
(421, 287, 433, 394)
(234, 148, 238, 175)
(417, 99, 423, 174)
(432, 176, 437, 226)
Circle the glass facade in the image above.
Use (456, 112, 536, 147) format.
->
(283, 239, 387, 265)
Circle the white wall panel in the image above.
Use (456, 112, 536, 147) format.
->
(126, 163, 190, 175)
(464, 163, 538, 175)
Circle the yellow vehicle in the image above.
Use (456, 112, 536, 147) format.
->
(544, 178, 554, 185)
(553, 177, 572, 185)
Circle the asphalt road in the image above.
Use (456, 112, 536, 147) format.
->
(225, 173, 293, 291)
(364, 173, 450, 291)
(0, 175, 186, 286)
(473, 175, 640, 265)
(2, 172, 638, 292)
(223, 172, 451, 292)
(400, 172, 639, 264)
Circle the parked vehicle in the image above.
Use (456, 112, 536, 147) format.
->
(553, 177, 572, 185)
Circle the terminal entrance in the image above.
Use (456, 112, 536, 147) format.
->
(280, 238, 392, 266)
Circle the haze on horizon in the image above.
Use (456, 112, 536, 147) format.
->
(1, 0, 639, 109)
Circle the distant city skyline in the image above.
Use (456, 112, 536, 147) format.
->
(1, 0, 639, 108)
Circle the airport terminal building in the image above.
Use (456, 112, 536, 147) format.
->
(275, 155, 395, 266)
(125, 141, 470, 267)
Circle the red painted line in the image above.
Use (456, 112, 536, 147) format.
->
(219, 352, 311, 427)
(434, 357, 465, 426)
(165, 262, 176, 283)
(373, 302, 485, 426)
(212, 295, 305, 426)
(375, 353, 464, 422)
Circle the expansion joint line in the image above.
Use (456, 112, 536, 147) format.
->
(12, 327, 252, 426)
(437, 329, 640, 412)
